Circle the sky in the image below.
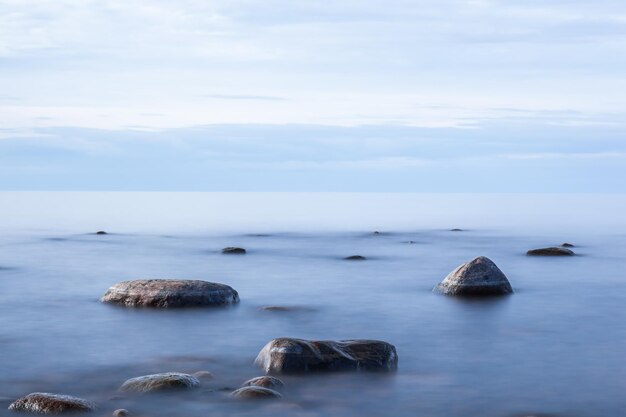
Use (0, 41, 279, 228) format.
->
(0, 0, 625, 191)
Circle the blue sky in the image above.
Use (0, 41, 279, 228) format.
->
(1, 0, 625, 191)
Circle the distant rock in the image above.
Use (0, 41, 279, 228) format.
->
(450, 228, 463, 232)
(119, 372, 200, 393)
(255, 338, 398, 374)
(230, 386, 282, 400)
(561, 243, 575, 248)
(242, 376, 284, 389)
(101, 279, 239, 308)
(9, 393, 96, 414)
(527, 247, 575, 256)
(344, 255, 366, 261)
(259, 306, 314, 313)
(222, 247, 246, 254)
(96, 231, 108, 235)
(434, 256, 513, 296)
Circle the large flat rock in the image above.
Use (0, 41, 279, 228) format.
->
(255, 338, 398, 374)
(101, 279, 239, 308)
(8, 393, 95, 414)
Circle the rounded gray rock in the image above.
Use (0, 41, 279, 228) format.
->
(119, 372, 200, 393)
(242, 376, 284, 389)
(255, 338, 398, 374)
(101, 279, 239, 308)
(230, 386, 282, 400)
(527, 247, 574, 256)
(344, 255, 366, 261)
(434, 256, 513, 296)
(8, 393, 96, 414)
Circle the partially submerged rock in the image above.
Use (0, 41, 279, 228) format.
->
(230, 386, 282, 400)
(255, 338, 398, 374)
(242, 376, 284, 389)
(450, 228, 463, 232)
(101, 279, 239, 308)
(561, 243, 575, 248)
(222, 247, 246, 254)
(95, 231, 108, 235)
(344, 255, 366, 261)
(112, 409, 129, 417)
(527, 247, 574, 256)
(434, 256, 513, 296)
(192, 371, 213, 380)
(119, 372, 200, 393)
(8, 393, 96, 414)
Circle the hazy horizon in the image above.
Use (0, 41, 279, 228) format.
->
(1, 0, 625, 191)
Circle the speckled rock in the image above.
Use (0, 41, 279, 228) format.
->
(344, 255, 366, 261)
(8, 393, 96, 414)
(119, 372, 200, 393)
(101, 279, 239, 308)
(222, 247, 246, 254)
(112, 409, 129, 417)
(255, 338, 398, 374)
(230, 386, 282, 400)
(242, 376, 284, 389)
(434, 256, 513, 296)
(527, 247, 575, 256)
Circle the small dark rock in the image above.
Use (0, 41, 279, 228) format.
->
(222, 247, 246, 254)
(101, 279, 239, 308)
(8, 393, 96, 414)
(230, 386, 282, 400)
(96, 231, 108, 235)
(450, 228, 463, 232)
(434, 256, 513, 296)
(344, 255, 366, 261)
(119, 372, 200, 393)
(561, 243, 575, 248)
(255, 338, 398, 374)
(242, 376, 284, 389)
(527, 247, 574, 256)
(259, 306, 313, 313)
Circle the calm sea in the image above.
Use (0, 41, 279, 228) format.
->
(0, 192, 625, 417)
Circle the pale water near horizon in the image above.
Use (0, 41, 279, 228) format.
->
(0, 193, 625, 417)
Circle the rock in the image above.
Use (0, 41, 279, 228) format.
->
(344, 255, 366, 261)
(450, 228, 463, 232)
(101, 279, 239, 308)
(255, 338, 398, 374)
(434, 256, 513, 296)
(242, 376, 284, 389)
(192, 371, 213, 380)
(527, 247, 574, 256)
(8, 393, 96, 414)
(222, 247, 246, 254)
(230, 386, 282, 400)
(96, 231, 108, 235)
(259, 306, 313, 313)
(561, 243, 575, 248)
(112, 409, 129, 417)
(119, 372, 200, 393)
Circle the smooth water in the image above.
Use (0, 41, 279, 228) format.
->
(0, 193, 625, 417)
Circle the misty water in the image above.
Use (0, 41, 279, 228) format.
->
(1, 193, 625, 417)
